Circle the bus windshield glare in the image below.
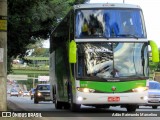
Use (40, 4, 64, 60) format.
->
(75, 9, 146, 38)
(77, 42, 148, 79)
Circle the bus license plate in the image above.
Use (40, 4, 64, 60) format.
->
(108, 97, 120, 102)
(45, 97, 50, 100)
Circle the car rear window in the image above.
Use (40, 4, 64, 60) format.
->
(37, 85, 50, 90)
(149, 82, 160, 90)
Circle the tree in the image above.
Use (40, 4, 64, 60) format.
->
(8, 0, 74, 58)
(7, 0, 74, 72)
(74, 0, 89, 4)
(31, 48, 49, 57)
(7, 0, 87, 73)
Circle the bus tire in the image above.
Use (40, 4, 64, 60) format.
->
(63, 102, 70, 109)
(70, 102, 80, 112)
(126, 105, 137, 112)
(55, 99, 63, 109)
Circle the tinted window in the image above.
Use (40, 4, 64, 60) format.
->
(75, 9, 146, 38)
(11, 89, 18, 92)
(37, 85, 50, 90)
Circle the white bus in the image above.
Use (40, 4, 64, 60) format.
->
(49, 3, 159, 112)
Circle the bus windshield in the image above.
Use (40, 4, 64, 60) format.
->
(75, 9, 146, 38)
(77, 42, 148, 79)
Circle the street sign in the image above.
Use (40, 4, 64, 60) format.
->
(38, 76, 49, 81)
(7, 75, 28, 80)
(0, 16, 7, 31)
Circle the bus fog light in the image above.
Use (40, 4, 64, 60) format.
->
(143, 96, 148, 100)
(77, 96, 83, 101)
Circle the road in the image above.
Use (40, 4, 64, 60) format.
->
(6, 95, 160, 120)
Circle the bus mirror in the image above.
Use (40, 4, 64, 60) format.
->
(69, 40, 77, 63)
(149, 40, 159, 62)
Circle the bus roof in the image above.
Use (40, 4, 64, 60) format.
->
(73, 3, 141, 9)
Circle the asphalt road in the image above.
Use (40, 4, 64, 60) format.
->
(6, 95, 160, 120)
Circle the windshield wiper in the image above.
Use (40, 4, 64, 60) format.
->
(112, 34, 138, 39)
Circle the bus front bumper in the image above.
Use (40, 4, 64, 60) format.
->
(74, 91, 148, 105)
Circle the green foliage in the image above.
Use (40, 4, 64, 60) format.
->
(155, 62, 160, 71)
(17, 79, 39, 90)
(149, 61, 158, 72)
(26, 38, 43, 49)
(8, 0, 75, 58)
(31, 48, 49, 57)
(7, 0, 76, 73)
(74, 0, 89, 4)
(8, 0, 87, 88)
(7, 0, 88, 73)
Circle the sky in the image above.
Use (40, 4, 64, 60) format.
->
(42, 40, 50, 48)
(43, 0, 160, 48)
(90, 0, 160, 47)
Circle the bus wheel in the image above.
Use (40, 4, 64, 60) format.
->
(63, 103, 70, 109)
(152, 105, 158, 109)
(55, 99, 63, 109)
(70, 102, 80, 112)
(126, 105, 137, 112)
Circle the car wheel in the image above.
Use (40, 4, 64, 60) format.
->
(55, 97, 63, 109)
(152, 105, 158, 109)
(34, 98, 39, 104)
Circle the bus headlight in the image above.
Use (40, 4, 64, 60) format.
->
(77, 87, 95, 93)
(132, 87, 148, 92)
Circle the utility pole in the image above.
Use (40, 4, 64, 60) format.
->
(0, 0, 7, 111)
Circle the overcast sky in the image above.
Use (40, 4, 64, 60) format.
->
(90, 0, 160, 47)
(42, 40, 49, 48)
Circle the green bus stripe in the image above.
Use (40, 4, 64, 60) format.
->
(80, 80, 146, 93)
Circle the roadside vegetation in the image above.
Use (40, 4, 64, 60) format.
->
(7, 0, 87, 73)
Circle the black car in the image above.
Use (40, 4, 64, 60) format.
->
(34, 84, 51, 104)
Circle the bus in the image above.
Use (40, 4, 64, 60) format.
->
(49, 3, 159, 112)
